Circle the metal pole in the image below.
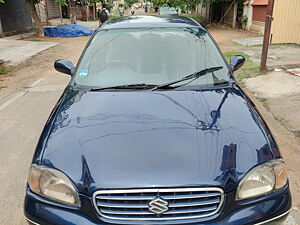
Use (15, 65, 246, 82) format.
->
(260, 0, 275, 72)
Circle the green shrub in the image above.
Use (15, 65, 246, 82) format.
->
(0, 66, 9, 75)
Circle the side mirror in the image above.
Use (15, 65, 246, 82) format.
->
(54, 59, 75, 75)
(229, 55, 245, 72)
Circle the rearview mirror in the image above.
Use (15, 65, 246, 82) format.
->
(229, 55, 245, 72)
(54, 59, 75, 75)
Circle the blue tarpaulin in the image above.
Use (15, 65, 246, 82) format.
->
(44, 24, 94, 38)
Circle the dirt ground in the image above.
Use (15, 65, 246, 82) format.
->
(0, 28, 299, 223)
(209, 27, 259, 51)
(0, 36, 90, 101)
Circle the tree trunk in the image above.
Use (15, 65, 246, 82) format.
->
(86, 5, 89, 21)
(93, 3, 96, 20)
(80, 5, 87, 21)
(69, 0, 77, 24)
(26, 0, 44, 37)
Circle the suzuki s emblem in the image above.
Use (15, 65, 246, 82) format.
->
(148, 197, 169, 215)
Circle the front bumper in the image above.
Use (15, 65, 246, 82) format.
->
(24, 185, 291, 225)
(25, 212, 290, 225)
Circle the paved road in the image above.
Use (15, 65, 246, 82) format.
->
(0, 72, 70, 225)
(0, 37, 86, 225)
(0, 36, 298, 224)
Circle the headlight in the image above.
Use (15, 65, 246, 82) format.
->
(236, 159, 288, 200)
(28, 164, 80, 206)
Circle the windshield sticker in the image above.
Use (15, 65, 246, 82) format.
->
(79, 70, 89, 77)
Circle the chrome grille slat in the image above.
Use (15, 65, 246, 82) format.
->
(163, 192, 221, 199)
(169, 197, 220, 207)
(93, 187, 224, 222)
(97, 201, 149, 208)
(96, 195, 155, 200)
(164, 205, 218, 214)
(100, 209, 154, 215)
(100, 205, 218, 215)
(96, 192, 221, 200)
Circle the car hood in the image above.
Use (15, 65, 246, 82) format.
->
(39, 86, 279, 195)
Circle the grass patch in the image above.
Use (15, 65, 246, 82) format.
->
(0, 66, 9, 75)
(270, 43, 297, 47)
(223, 51, 261, 83)
(30, 39, 43, 42)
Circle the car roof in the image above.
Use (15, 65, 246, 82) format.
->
(98, 15, 203, 31)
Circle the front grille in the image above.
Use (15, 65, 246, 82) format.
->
(92, 187, 224, 222)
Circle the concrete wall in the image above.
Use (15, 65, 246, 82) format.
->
(37, 0, 60, 23)
(243, 0, 254, 30)
(0, 0, 33, 35)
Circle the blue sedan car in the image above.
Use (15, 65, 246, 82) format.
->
(24, 16, 291, 225)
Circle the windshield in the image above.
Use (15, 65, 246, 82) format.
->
(74, 28, 230, 88)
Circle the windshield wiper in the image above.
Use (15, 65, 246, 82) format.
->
(213, 80, 234, 86)
(151, 66, 223, 91)
(90, 83, 158, 91)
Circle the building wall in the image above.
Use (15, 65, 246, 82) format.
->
(36, 0, 47, 22)
(0, 0, 33, 35)
(46, 0, 60, 19)
(37, 0, 60, 23)
(252, 5, 267, 22)
(271, 0, 300, 43)
(243, 0, 265, 35)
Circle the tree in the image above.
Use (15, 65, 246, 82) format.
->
(151, 0, 169, 8)
(78, 0, 90, 21)
(98, 0, 114, 11)
(151, 0, 201, 12)
(151, 0, 233, 13)
(180, 0, 202, 12)
(125, 0, 138, 7)
(0, 0, 44, 37)
(27, 0, 45, 36)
